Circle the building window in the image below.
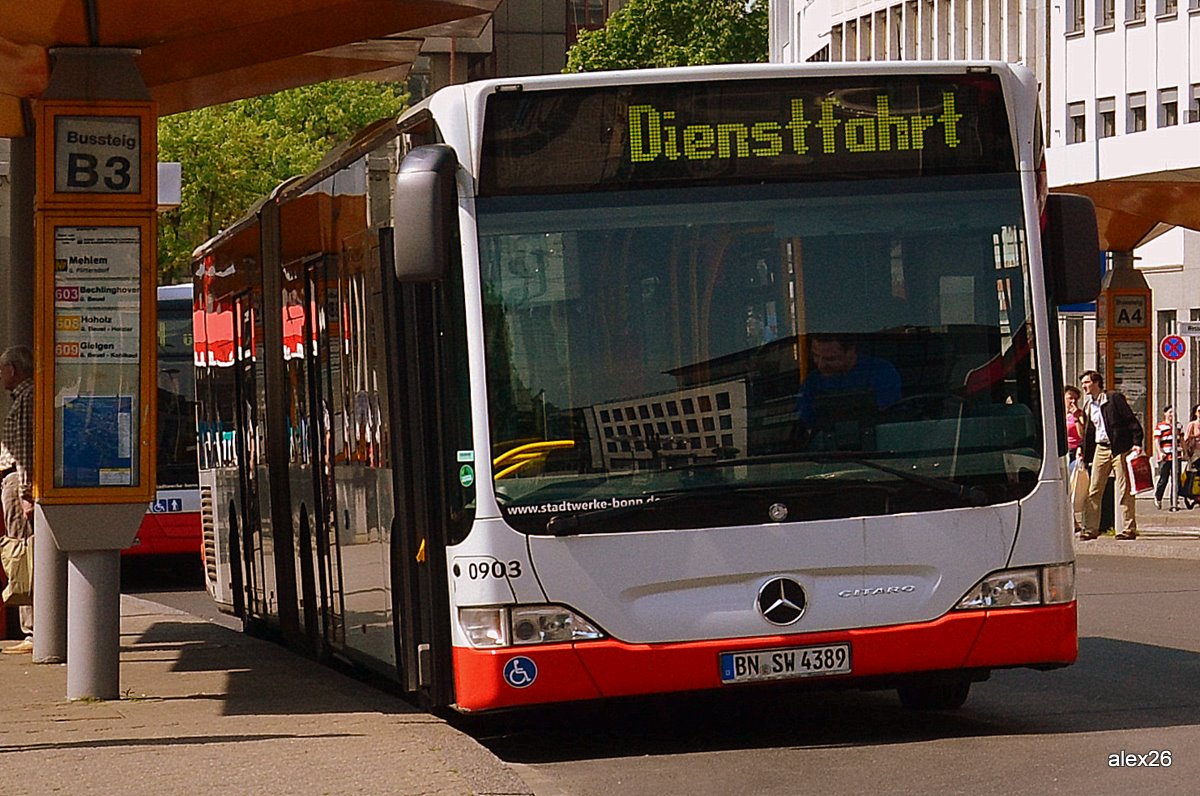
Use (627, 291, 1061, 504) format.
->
(1098, 96, 1116, 137)
(1190, 85, 1200, 124)
(1160, 88, 1179, 127)
(1130, 0, 1146, 20)
(1098, 0, 1116, 25)
(1069, 102, 1087, 143)
(1069, 0, 1086, 30)
(1127, 92, 1147, 133)
(567, 0, 611, 47)
(1158, 0, 1178, 14)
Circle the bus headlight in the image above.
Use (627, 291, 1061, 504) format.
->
(955, 563, 1074, 610)
(1041, 563, 1075, 604)
(511, 605, 603, 645)
(459, 608, 509, 648)
(458, 604, 605, 648)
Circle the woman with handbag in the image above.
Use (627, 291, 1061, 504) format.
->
(1065, 386, 1087, 531)
(1183, 404, 1200, 464)
(1180, 404, 1200, 508)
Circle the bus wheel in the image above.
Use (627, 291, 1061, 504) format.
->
(896, 674, 971, 710)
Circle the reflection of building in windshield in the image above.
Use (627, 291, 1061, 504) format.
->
(584, 380, 747, 471)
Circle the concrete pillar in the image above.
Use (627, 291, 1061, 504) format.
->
(5, 136, 33, 346)
(5, 134, 69, 660)
(1098, 250, 1152, 534)
(65, 551, 121, 700)
(33, 505, 68, 663)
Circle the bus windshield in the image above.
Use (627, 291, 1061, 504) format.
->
(157, 294, 199, 488)
(477, 76, 1041, 534)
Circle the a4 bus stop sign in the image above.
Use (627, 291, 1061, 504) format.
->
(1161, 334, 1187, 361)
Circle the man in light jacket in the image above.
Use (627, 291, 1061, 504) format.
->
(1077, 369, 1144, 540)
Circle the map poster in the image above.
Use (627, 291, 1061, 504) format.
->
(58, 395, 134, 488)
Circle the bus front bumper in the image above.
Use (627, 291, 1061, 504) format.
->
(451, 602, 1077, 712)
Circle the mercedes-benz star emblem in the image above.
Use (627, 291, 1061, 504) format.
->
(757, 577, 806, 625)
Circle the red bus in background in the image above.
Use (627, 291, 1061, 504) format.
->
(122, 283, 201, 557)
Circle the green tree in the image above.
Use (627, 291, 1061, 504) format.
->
(565, 0, 768, 72)
(156, 81, 408, 282)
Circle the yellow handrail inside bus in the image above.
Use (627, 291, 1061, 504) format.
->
(493, 440, 575, 479)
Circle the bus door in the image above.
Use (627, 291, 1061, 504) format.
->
(233, 293, 266, 621)
(306, 256, 346, 649)
(379, 228, 456, 705)
(283, 259, 321, 653)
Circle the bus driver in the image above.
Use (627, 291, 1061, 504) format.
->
(794, 334, 902, 447)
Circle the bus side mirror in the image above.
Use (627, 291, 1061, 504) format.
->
(393, 144, 458, 282)
(1042, 192, 1101, 305)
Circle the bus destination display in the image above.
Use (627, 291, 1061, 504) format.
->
(480, 74, 1015, 196)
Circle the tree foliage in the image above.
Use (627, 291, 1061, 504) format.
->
(156, 81, 408, 282)
(565, 0, 768, 72)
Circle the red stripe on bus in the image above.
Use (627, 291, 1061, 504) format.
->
(454, 645, 602, 711)
(122, 513, 202, 556)
(451, 603, 1076, 712)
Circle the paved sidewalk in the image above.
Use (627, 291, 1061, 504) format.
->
(1076, 493, 1200, 559)
(0, 596, 531, 796)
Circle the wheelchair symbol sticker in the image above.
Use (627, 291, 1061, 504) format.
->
(503, 656, 537, 689)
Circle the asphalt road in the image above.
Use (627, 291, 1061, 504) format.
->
(121, 554, 237, 628)
(470, 555, 1200, 795)
(128, 554, 1200, 795)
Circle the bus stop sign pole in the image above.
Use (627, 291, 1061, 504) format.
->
(1156, 331, 1185, 506)
(32, 48, 157, 701)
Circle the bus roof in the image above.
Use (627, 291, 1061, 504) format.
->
(439, 60, 1031, 105)
(158, 283, 193, 302)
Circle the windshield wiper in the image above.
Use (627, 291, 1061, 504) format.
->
(539, 454, 987, 537)
(671, 450, 989, 507)
(797, 452, 990, 507)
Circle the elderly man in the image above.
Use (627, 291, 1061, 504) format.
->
(0, 346, 34, 653)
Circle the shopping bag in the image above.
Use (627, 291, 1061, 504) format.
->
(1125, 451, 1154, 494)
(0, 535, 32, 606)
(1070, 463, 1089, 514)
(1181, 468, 1200, 499)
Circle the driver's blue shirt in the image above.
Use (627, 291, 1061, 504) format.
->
(796, 356, 902, 426)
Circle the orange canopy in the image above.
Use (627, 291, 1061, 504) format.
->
(1056, 174, 1200, 252)
(0, 0, 497, 135)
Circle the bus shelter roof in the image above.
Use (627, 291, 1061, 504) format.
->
(1055, 169, 1200, 253)
(0, 0, 497, 136)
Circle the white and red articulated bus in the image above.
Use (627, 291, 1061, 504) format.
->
(123, 283, 201, 559)
(194, 62, 1100, 712)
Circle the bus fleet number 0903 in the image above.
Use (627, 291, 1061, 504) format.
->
(459, 560, 522, 580)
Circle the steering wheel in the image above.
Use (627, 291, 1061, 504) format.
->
(880, 392, 968, 423)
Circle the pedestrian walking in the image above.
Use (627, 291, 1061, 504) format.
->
(1077, 369, 1144, 541)
(0, 345, 34, 653)
(1153, 405, 1180, 510)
